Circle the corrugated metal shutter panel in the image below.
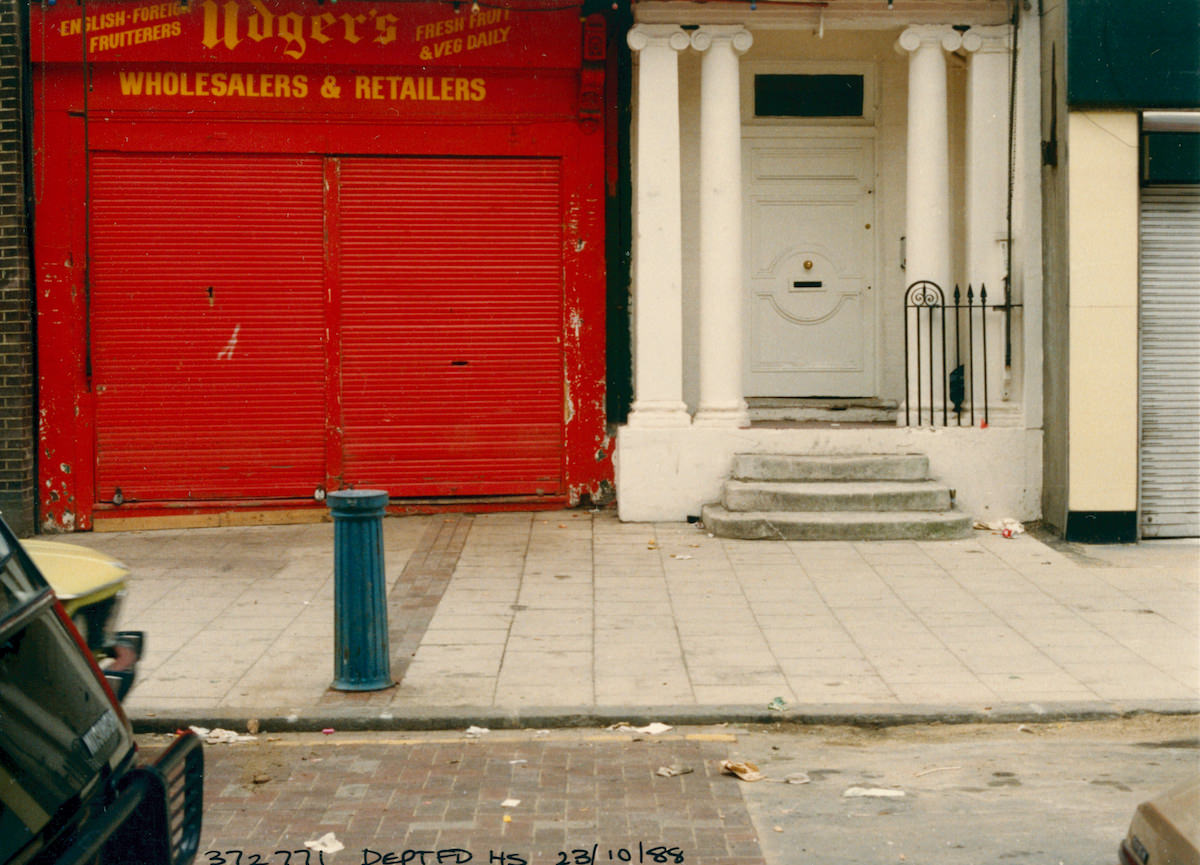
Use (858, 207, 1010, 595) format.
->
(90, 154, 326, 502)
(1140, 185, 1200, 538)
(336, 157, 564, 496)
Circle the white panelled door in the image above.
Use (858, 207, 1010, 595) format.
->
(743, 135, 877, 397)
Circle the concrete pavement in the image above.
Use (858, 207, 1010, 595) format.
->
(43, 510, 1200, 729)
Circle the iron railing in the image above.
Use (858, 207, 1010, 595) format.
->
(903, 280, 994, 427)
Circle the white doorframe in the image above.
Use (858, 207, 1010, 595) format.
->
(741, 125, 880, 397)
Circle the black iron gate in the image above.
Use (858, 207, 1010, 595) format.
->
(904, 280, 1003, 427)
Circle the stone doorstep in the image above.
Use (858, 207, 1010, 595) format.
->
(710, 451, 971, 540)
(722, 479, 952, 513)
(732, 452, 931, 482)
(746, 397, 899, 424)
(699, 505, 974, 541)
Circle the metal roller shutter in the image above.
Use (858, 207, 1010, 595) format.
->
(89, 154, 327, 503)
(336, 157, 565, 496)
(1140, 185, 1200, 537)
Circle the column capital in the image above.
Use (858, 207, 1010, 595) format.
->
(961, 25, 1013, 54)
(627, 23, 691, 53)
(690, 25, 753, 54)
(897, 25, 962, 54)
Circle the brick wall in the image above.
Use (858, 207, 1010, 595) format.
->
(0, 0, 34, 537)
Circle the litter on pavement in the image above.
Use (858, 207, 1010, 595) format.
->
(973, 518, 1026, 537)
(305, 833, 345, 854)
(610, 722, 673, 735)
(189, 726, 257, 745)
(720, 760, 766, 782)
(843, 786, 906, 798)
(655, 764, 694, 778)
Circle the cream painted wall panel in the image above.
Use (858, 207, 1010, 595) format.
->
(1068, 306, 1138, 510)
(1066, 111, 1139, 512)
(1067, 113, 1139, 310)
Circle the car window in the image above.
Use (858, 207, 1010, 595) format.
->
(0, 535, 42, 619)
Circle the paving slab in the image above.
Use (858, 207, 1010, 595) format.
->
(31, 512, 1200, 730)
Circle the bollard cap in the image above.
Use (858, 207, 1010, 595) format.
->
(327, 489, 389, 514)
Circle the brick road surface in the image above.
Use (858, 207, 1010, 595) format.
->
(162, 730, 767, 865)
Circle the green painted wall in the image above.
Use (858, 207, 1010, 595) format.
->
(1067, 0, 1200, 108)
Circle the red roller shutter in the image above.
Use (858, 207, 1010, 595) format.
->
(335, 157, 565, 496)
(89, 154, 327, 503)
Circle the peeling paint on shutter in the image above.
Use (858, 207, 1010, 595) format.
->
(89, 154, 327, 503)
(335, 157, 564, 497)
(1140, 185, 1200, 538)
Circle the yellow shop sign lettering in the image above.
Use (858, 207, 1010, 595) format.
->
(89, 21, 183, 53)
(201, 0, 402, 60)
(353, 75, 485, 102)
(199, 0, 516, 61)
(118, 70, 310, 98)
(114, 71, 489, 104)
(59, 9, 128, 37)
(59, 3, 185, 38)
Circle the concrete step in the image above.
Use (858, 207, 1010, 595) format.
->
(732, 453, 930, 483)
(747, 397, 898, 424)
(700, 505, 974, 541)
(722, 479, 952, 513)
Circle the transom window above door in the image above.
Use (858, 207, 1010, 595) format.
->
(742, 62, 877, 126)
(755, 74, 865, 118)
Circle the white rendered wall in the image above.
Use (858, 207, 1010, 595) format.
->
(616, 425, 1042, 523)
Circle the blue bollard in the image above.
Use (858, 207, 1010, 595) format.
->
(327, 489, 393, 691)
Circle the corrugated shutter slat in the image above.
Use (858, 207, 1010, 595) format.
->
(1140, 185, 1200, 538)
(336, 157, 564, 496)
(90, 154, 327, 502)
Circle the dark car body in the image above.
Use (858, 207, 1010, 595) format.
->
(1120, 776, 1200, 865)
(0, 517, 203, 865)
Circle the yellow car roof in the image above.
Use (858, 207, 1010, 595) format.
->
(21, 539, 130, 601)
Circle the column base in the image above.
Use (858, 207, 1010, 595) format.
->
(626, 401, 692, 428)
(693, 403, 750, 428)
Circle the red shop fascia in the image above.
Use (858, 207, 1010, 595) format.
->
(30, 0, 614, 531)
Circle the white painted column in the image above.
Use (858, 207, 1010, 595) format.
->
(963, 27, 1011, 292)
(897, 25, 960, 423)
(963, 26, 1014, 403)
(626, 24, 692, 428)
(691, 25, 753, 428)
(897, 25, 961, 291)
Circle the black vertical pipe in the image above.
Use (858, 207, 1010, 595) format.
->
(939, 299, 947, 427)
(904, 295, 912, 427)
(967, 284, 976, 427)
(981, 283, 990, 426)
(926, 303, 936, 424)
(953, 285, 962, 425)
